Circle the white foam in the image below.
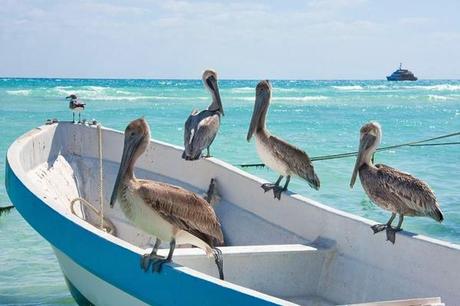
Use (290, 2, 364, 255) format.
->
(6, 89, 31, 96)
(275, 96, 329, 101)
(331, 85, 364, 91)
(403, 84, 460, 91)
(85, 95, 208, 101)
(231, 87, 254, 93)
(234, 96, 328, 102)
(428, 95, 452, 101)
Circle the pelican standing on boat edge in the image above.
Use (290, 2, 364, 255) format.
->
(350, 122, 444, 244)
(182, 69, 224, 160)
(247, 80, 320, 200)
(110, 118, 225, 279)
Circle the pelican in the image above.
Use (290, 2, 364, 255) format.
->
(350, 122, 444, 244)
(110, 118, 225, 279)
(247, 80, 320, 200)
(66, 94, 85, 123)
(182, 69, 224, 160)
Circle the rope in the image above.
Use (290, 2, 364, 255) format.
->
(98, 124, 104, 230)
(70, 198, 115, 235)
(70, 124, 116, 235)
(239, 131, 460, 168)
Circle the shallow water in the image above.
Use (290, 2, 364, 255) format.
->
(0, 78, 459, 304)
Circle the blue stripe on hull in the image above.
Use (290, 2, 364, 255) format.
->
(5, 161, 280, 306)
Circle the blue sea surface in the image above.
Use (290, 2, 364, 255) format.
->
(0, 78, 459, 305)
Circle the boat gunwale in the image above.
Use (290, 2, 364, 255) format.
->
(6, 123, 460, 252)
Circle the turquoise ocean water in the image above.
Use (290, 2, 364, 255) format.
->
(0, 78, 459, 305)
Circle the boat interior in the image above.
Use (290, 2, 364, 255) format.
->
(32, 145, 338, 305)
(15, 123, 449, 306)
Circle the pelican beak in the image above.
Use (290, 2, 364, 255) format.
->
(350, 133, 376, 188)
(207, 76, 224, 115)
(247, 90, 267, 141)
(110, 133, 143, 207)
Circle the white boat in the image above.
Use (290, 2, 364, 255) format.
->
(5, 122, 459, 305)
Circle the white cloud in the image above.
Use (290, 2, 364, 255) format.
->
(0, 0, 459, 78)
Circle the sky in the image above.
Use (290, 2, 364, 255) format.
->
(0, 0, 459, 79)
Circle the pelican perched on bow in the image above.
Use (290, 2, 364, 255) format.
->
(247, 80, 320, 200)
(350, 122, 444, 243)
(182, 69, 224, 160)
(110, 118, 225, 279)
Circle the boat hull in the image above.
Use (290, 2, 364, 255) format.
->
(386, 76, 418, 81)
(5, 122, 460, 305)
(55, 248, 148, 306)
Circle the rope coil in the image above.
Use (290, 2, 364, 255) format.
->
(70, 124, 116, 235)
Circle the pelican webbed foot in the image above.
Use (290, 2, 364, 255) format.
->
(386, 226, 402, 244)
(273, 186, 285, 200)
(261, 183, 277, 192)
(386, 214, 404, 244)
(261, 175, 283, 194)
(141, 253, 164, 272)
(204, 147, 212, 158)
(151, 239, 175, 273)
(272, 176, 291, 200)
(140, 238, 163, 272)
(152, 257, 172, 273)
(370, 224, 387, 234)
(213, 248, 224, 280)
(371, 213, 396, 235)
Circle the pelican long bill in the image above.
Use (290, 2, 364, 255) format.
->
(110, 132, 143, 207)
(350, 133, 376, 188)
(247, 90, 267, 141)
(207, 75, 224, 115)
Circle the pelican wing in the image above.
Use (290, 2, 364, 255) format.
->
(137, 180, 224, 245)
(184, 111, 220, 159)
(191, 113, 220, 152)
(269, 135, 320, 190)
(373, 164, 443, 220)
(183, 109, 200, 154)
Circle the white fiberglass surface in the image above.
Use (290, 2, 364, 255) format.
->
(30, 151, 310, 249)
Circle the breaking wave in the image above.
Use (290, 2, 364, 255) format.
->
(331, 85, 364, 91)
(6, 90, 31, 96)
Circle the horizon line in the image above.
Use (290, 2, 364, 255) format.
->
(2, 76, 460, 81)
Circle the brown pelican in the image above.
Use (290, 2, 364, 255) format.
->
(182, 69, 224, 160)
(110, 118, 225, 279)
(247, 80, 320, 200)
(350, 122, 444, 243)
(66, 94, 85, 123)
